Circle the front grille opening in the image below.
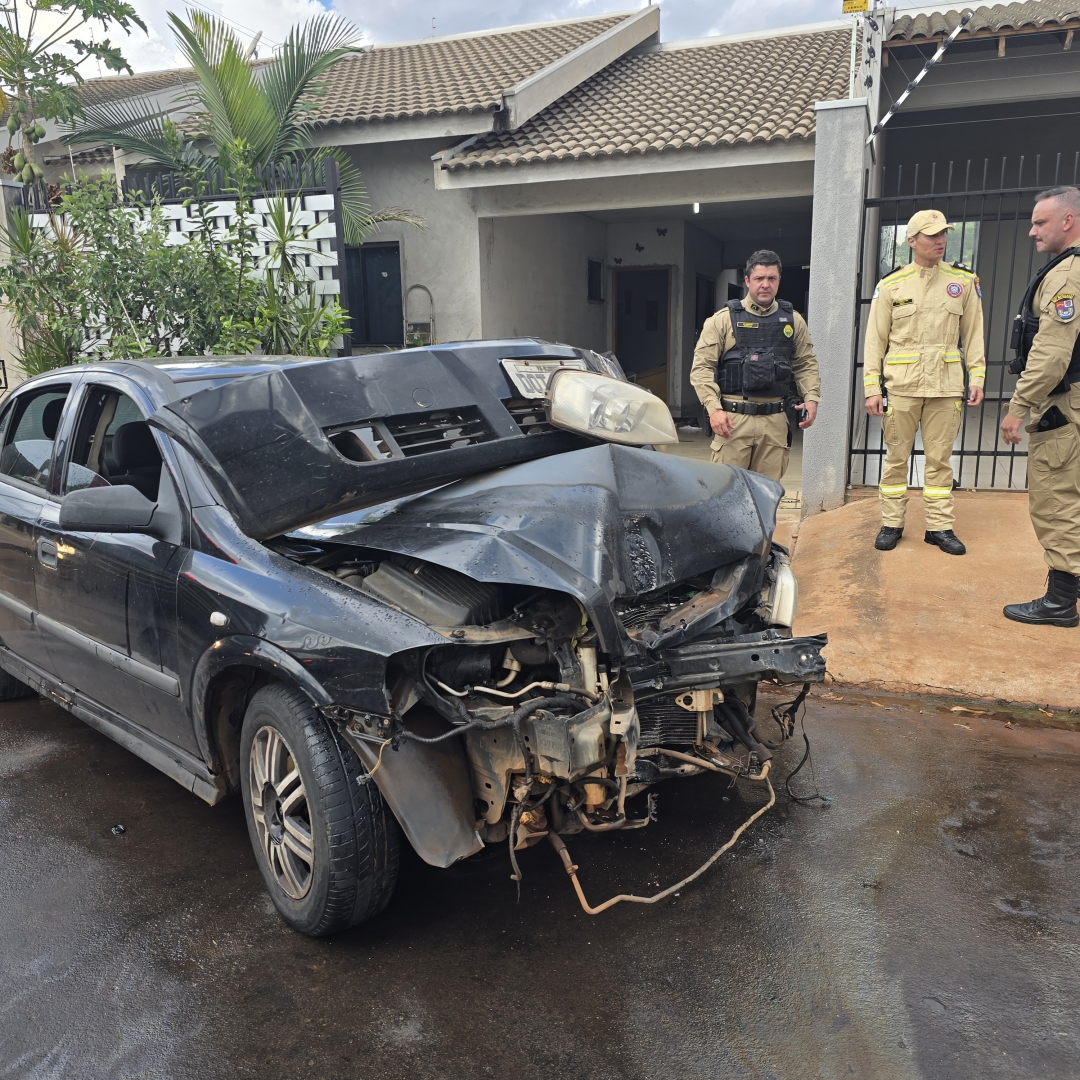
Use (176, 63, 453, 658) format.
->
(505, 398, 556, 435)
(386, 407, 494, 456)
(327, 406, 494, 462)
(330, 425, 395, 462)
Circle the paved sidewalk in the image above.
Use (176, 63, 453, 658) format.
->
(792, 492, 1080, 708)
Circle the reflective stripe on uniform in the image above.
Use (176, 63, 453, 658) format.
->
(879, 483, 908, 496)
(943, 350, 962, 362)
(923, 486, 952, 498)
(968, 366, 986, 377)
(864, 375, 881, 386)
(885, 352, 919, 364)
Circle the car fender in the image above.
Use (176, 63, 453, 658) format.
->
(340, 714, 483, 868)
(191, 634, 333, 771)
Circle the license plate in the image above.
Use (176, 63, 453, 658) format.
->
(500, 357, 587, 399)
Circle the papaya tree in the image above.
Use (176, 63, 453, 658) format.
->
(0, 0, 145, 183)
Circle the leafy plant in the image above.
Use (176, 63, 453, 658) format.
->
(0, 0, 146, 182)
(0, 175, 351, 371)
(70, 11, 421, 245)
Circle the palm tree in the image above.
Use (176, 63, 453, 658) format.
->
(67, 10, 419, 244)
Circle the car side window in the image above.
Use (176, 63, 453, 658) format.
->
(0, 385, 71, 491)
(64, 386, 163, 501)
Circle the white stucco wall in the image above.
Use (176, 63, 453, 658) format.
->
(346, 139, 485, 344)
(477, 212, 608, 350)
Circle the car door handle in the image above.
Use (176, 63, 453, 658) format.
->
(36, 537, 58, 569)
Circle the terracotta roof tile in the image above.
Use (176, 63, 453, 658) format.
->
(888, 1, 1080, 41)
(77, 69, 196, 106)
(72, 13, 625, 126)
(306, 14, 627, 126)
(444, 27, 851, 172)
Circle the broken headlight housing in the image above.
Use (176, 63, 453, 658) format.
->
(548, 370, 678, 446)
(765, 555, 798, 628)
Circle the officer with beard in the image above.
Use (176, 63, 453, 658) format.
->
(1001, 185, 1080, 627)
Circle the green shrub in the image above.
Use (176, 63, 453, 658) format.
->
(0, 174, 350, 371)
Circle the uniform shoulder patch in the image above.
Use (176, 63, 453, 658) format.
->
(1053, 292, 1075, 321)
(975, 276, 982, 298)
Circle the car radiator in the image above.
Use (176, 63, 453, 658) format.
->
(636, 697, 699, 748)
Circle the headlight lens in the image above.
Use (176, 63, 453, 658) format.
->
(767, 559, 799, 628)
(548, 370, 678, 446)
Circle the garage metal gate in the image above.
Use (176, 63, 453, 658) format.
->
(848, 152, 1080, 491)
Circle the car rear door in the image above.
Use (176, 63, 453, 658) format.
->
(0, 378, 76, 678)
(33, 377, 198, 755)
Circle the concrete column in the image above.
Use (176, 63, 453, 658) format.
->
(802, 98, 870, 518)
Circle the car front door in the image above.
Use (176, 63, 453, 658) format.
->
(33, 378, 198, 755)
(0, 379, 76, 677)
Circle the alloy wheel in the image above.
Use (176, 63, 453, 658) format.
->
(248, 725, 314, 899)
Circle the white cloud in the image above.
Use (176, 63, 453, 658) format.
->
(112, 0, 846, 72)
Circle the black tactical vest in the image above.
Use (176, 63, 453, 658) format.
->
(718, 300, 798, 398)
(1009, 247, 1080, 395)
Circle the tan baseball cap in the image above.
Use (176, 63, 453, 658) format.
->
(906, 209, 956, 238)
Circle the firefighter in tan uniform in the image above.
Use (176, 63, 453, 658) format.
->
(690, 249, 820, 482)
(1001, 185, 1080, 627)
(864, 209, 987, 555)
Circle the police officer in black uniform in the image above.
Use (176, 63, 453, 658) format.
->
(691, 250, 820, 482)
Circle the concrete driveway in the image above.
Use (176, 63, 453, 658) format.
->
(1, 689, 1078, 1080)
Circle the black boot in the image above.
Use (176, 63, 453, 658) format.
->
(875, 526, 903, 551)
(924, 530, 966, 555)
(1003, 570, 1080, 627)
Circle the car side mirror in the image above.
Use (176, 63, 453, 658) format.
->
(59, 485, 159, 533)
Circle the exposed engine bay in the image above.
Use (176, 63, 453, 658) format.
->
(269, 532, 826, 911)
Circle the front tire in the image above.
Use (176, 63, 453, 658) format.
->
(239, 683, 399, 936)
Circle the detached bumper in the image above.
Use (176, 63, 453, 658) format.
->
(660, 633, 827, 685)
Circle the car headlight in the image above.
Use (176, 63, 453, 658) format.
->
(548, 370, 678, 446)
(767, 557, 799, 628)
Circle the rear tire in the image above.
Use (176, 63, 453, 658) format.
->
(239, 683, 399, 936)
(0, 668, 36, 702)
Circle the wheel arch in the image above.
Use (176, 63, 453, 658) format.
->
(191, 635, 334, 793)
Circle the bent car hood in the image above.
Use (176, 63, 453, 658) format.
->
(295, 443, 782, 651)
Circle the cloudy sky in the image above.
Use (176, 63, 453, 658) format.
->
(106, 0, 844, 73)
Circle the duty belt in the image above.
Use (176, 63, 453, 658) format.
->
(721, 399, 787, 416)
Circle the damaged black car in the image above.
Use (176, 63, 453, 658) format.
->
(0, 341, 825, 934)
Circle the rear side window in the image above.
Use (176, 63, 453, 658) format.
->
(0, 385, 70, 491)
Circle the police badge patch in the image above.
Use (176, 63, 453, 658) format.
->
(1054, 293, 1075, 321)
(946, 282, 963, 297)
(783, 324, 794, 338)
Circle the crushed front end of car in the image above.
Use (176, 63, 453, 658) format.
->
(289, 443, 826, 911)
(153, 341, 826, 914)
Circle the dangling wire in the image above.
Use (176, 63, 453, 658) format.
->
(771, 682, 810, 741)
(780, 687, 831, 806)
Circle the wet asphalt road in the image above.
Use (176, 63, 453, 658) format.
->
(1, 690, 1079, 1080)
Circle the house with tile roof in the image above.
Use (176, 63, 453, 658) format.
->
(11, 1, 1080, 513)
(25, 6, 851, 418)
